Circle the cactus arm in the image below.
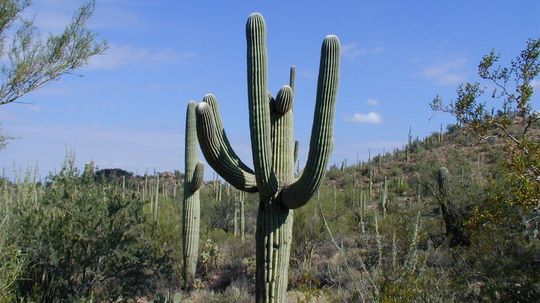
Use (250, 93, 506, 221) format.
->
(185, 102, 199, 182)
(196, 102, 258, 192)
(246, 13, 278, 198)
(273, 85, 293, 114)
(190, 161, 204, 192)
(203, 94, 255, 173)
(280, 35, 340, 209)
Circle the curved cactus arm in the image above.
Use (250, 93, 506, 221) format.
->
(280, 35, 340, 209)
(190, 161, 205, 192)
(246, 13, 278, 198)
(196, 102, 258, 192)
(203, 94, 255, 173)
(274, 85, 293, 114)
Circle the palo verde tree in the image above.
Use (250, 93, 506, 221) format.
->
(195, 13, 340, 303)
(0, 0, 106, 149)
(0, 0, 106, 106)
(431, 38, 540, 225)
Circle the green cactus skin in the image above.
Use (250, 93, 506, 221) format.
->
(182, 101, 205, 288)
(196, 95, 257, 192)
(195, 13, 339, 303)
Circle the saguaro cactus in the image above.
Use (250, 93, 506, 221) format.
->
(380, 176, 388, 217)
(195, 13, 339, 303)
(182, 102, 205, 287)
(436, 167, 470, 247)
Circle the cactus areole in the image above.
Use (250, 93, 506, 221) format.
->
(195, 13, 340, 302)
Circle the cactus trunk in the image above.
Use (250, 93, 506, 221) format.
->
(182, 102, 204, 288)
(195, 13, 339, 302)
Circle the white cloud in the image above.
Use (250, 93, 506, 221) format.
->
(366, 99, 380, 106)
(26, 0, 145, 31)
(347, 112, 383, 124)
(87, 44, 198, 70)
(27, 104, 42, 112)
(420, 56, 468, 85)
(341, 42, 383, 59)
(296, 68, 317, 79)
(532, 79, 540, 91)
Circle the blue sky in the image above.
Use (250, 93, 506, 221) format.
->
(1, 0, 539, 179)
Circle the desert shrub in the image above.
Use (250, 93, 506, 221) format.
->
(319, 209, 455, 302)
(2, 157, 174, 301)
(0, 206, 24, 302)
(449, 224, 540, 302)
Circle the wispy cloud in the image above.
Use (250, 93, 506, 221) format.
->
(87, 44, 198, 70)
(296, 68, 317, 79)
(366, 99, 380, 106)
(341, 42, 383, 60)
(420, 56, 468, 85)
(1, 124, 183, 175)
(532, 79, 540, 91)
(25, 0, 146, 31)
(346, 112, 383, 124)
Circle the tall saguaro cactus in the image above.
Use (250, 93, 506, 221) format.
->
(183, 101, 205, 287)
(195, 13, 340, 303)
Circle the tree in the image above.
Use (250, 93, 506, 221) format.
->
(0, 124, 13, 149)
(0, 0, 107, 106)
(431, 38, 540, 224)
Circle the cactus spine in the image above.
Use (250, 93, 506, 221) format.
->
(195, 13, 339, 302)
(182, 102, 205, 288)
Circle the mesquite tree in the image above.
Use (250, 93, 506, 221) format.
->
(194, 13, 340, 303)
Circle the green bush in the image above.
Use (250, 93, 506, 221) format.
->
(2, 157, 174, 301)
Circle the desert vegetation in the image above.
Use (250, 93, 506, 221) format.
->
(1, 114, 538, 302)
(0, 4, 539, 303)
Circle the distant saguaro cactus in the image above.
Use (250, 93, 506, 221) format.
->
(436, 167, 470, 247)
(182, 102, 204, 287)
(380, 176, 388, 217)
(195, 13, 340, 303)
